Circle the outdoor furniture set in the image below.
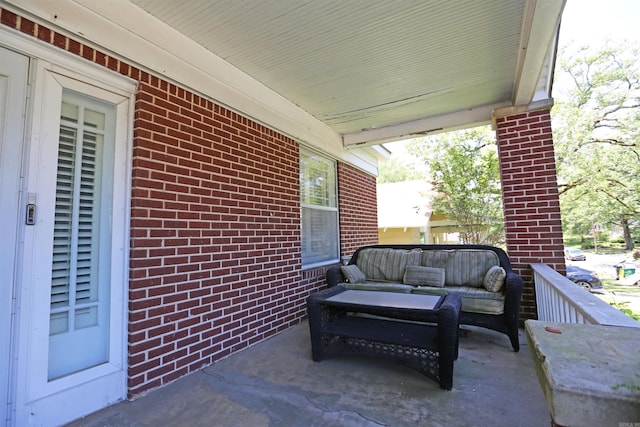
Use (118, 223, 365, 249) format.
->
(306, 244, 524, 389)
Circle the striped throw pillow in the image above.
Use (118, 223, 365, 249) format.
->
(341, 265, 367, 284)
(483, 265, 506, 292)
(403, 265, 446, 287)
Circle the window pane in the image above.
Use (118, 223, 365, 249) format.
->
(49, 312, 68, 336)
(75, 306, 99, 329)
(51, 123, 76, 312)
(49, 90, 111, 380)
(300, 149, 339, 266)
(51, 96, 104, 332)
(300, 153, 336, 207)
(301, 206, 338, 265)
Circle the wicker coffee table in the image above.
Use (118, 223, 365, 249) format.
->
(306, 286, 461, 389)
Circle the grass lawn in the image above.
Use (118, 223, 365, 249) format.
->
(597, 280, 640, 321)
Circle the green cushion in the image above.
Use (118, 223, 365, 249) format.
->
(410, 286, 449, 296)
(403, 265, 445, 287)
(483, 265, 506, 292)
(356, 248, 421, 281)
(412, 285, 505, 315)
(422, 249, 499, 287)
(344, 282, 414, 293)
(340, 264, 367, 284)
(453, 286, 505, 314)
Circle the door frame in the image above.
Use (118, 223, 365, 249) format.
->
(1, 27, 136, 426)
(0, 45, 29, 427)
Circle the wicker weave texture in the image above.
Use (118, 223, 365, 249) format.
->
(307, 286, 461, 390)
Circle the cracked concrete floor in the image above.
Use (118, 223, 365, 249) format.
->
(67, 321, 550, 427)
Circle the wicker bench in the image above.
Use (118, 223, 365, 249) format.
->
(306, 286, 462, 390)
(326, 244, 523, 351)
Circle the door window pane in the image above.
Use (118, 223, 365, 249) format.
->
(48, 90, 112, 379)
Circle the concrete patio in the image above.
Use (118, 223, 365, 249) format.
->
(68, 321, 550, 427)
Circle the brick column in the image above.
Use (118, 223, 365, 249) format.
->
(494, 101, 565, 321)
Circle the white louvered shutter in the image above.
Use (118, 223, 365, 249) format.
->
(48, 93, 110, 380)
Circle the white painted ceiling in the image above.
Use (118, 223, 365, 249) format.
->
(129, 0, 564, 146)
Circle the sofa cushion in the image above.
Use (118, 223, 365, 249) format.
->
(419, 250, 452, 270)
(409, 286, 449, 296)
(341, 265, 367, 284)
(483, 265, 506, 292)
(403, 265, 445, 287)
(454, 286, 505, 315)
(412, 285, 505, 315)
(356, 248, 421, 281)
(451, 286, 505, 301)
(422, 249, 500, 287)
(344, 282, 414, 293)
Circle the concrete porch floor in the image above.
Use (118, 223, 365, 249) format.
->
(68, 321, 551, 427)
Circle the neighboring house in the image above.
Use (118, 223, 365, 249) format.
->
(428, 212, 463, 244)
(377, 180, 461, 245)
(0, 1, 567, 425)
(377, 180, 432, 244)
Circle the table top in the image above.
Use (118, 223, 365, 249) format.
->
(325, 290, 443, 311)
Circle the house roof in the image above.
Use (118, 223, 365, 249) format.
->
(7, 0, 566, 172)
(377, 181, 433, 229)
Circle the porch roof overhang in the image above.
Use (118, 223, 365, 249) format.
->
(5, 0, 566, 173)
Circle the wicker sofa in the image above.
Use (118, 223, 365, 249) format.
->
(325, 244, 523, 351)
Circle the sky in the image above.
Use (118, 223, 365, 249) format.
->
(559, 0, 640, 47)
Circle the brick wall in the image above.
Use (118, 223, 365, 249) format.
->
(128, 81, 308, 395)
(495, 107, 566, 320)
(1, 9, 333, 397)
(337, 162, 379, 257)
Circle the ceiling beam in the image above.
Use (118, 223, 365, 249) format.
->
(342, 102, 510, 148)
(512, 0, 566, 105)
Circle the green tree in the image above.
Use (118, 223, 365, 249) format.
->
(553, 42, 640, 249)
(377, 156, 427, 183)
(407, 126, 504, 245)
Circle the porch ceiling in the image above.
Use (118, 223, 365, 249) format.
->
(130, 0, 565, 146)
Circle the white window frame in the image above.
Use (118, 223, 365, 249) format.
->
(300, 148, 340, 268)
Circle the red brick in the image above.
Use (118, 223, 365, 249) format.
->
(19, 16, 36, 36)
(1, 9, 18, 28)
(0, 10, 372, 399)
(496, 107, 565, 322)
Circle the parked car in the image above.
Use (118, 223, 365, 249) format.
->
(566, 265, 603, 291)
(564, 248, 586, 261)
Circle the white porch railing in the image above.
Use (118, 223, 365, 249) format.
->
(530, 263, 640, 327)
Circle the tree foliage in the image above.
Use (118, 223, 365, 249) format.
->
(407, 127, 504, 245)
(553, 42, 640, 249)
(377, 156, 427, 183)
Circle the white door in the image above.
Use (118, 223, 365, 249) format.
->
(0, 46, 29, 427)
(0, 37, 135, 426)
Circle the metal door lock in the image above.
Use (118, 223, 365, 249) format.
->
(25, 193, 36, 225)
(26, 203, 36, 225)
